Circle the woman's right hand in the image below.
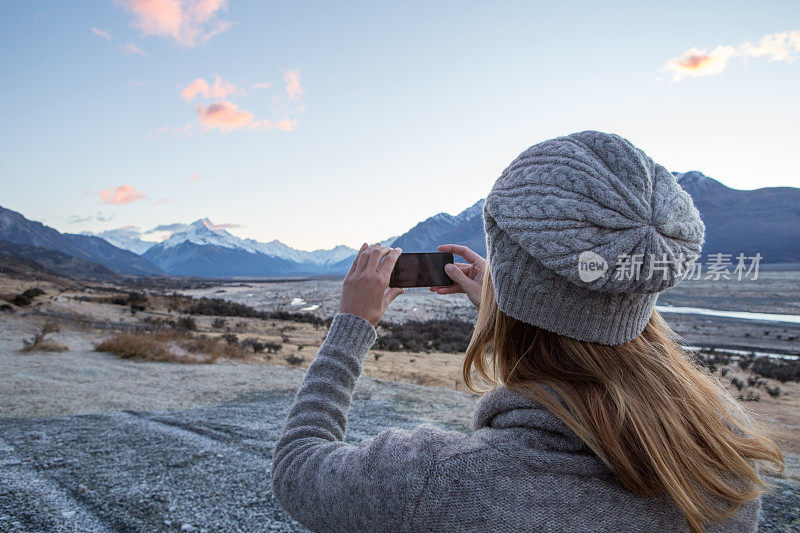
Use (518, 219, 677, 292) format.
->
(430, 244, 486, 309)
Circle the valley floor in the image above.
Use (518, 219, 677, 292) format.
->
(1, 273, 800, 530)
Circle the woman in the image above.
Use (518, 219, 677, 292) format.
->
(272, 131, 782, 532)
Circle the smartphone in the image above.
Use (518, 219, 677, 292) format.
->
(389, 252, 454, 288)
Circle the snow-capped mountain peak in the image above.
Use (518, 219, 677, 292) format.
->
(160, 219, 258, 253)
(81, 227, 156, 255)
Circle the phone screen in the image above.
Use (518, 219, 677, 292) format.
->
(389, 252, 454, 288)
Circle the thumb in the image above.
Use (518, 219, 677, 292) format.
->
(383, 287, 405, 307)
(445, 263, 469, 285)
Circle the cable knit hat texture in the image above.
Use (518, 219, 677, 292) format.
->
(483, 131, 705, 345)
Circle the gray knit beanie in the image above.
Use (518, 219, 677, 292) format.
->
(483, 131, 705, 345)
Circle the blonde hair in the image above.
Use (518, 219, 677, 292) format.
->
(464, 272, 783, 532)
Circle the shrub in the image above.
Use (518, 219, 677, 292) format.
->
(22, 288, 45, 299)
(176, 316, 198, 331)
(96, 332, 169, 361)
(95, 330, 243, 363)
(0, 303, 14, 313)
(185, 297, 328, 326)
(222, 333, 239, 345)
(242, 338, 265, 353)
(12, 294, 31, 307)
(374, 319, 475, 353)
(285, 354, 304, 366)
(750, 357, 800, 383)
(20, 322, 67, 353)
(264, 341, 281, 354)
(211, 318, 227, 329)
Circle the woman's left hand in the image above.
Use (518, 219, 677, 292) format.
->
(339, 243, 404, 326)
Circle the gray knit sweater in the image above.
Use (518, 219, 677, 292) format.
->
(271, 313, 759, 532)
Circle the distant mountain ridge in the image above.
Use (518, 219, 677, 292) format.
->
(673, 171, 800, 263)
(0, 240, 121, 281)
(0, 206, 161, 275)
(390, 173, 800, 264)
(141, 219, 358, 276)
(1, 171, 796, 280)
(392, 200, 485, 254)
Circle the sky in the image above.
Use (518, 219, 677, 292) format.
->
(1, 1, 799, 251)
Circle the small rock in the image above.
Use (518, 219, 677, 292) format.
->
(61, 510, 76, 519)
(181, 524, 195, 532)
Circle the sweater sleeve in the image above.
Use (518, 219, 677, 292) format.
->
(271, 313, 452, 532)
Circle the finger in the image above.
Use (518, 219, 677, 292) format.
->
(347, 243, 369, 276)
(437, 286, 465, 295)
(355, 244, 378, 273)
(378, 247, 402, 276)
(366, 246, 392, 273)
(438, 244, 483, 264)
(452, 262, 472, 274)
(444, 262, 473, 286)
(383, 287, 405, 308)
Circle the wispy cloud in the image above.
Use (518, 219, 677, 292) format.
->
(181, 76, 235, 101)
(186, 173, 202, 184)
(250, 81, 272, 91)
(99, 184, 147, 205)
(68, 214, 93, 224)
(195, 101, 296, 133)
(663, 30, 800, 81)
(156, 198, 174, 204)
(284, 69, 303, 101)
(68, 212, 116, 224)
(122, 43, 148, 57)
(150, 222, 190, 232)
(91, 27, 111, 40)
(115, 0, 230, 48)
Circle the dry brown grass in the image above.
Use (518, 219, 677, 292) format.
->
(20, 322, 68, 353)
(95, 331, 245, 364)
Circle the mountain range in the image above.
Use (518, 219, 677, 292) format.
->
(363, 172, 800, 264)
(1, 171, 798, 279)
(0, 206, 161, 276)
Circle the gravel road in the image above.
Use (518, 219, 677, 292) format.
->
(0, 368, 477, 532)
(1, 317, 798, 531)
(2, 381, 799, 532)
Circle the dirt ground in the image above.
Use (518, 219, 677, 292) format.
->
(2, 275, 799, 459)
(2, 274, 800, 531)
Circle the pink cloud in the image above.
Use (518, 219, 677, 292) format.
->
(196, 101, 255, 132)
(663, 30, 800, 81)
(156, 198, 174, 204)
(284, 69, 303, 101)
(272, 118, 296, 132)
(122, 43, 148, 56)
(196, 100, 297, 133)
(250, 81, 272, 90)
(116, 0, 230, 47)
(99, 185, 147, 205)
(181, 76, 235, 101)
(186, 173, 202, 183)
(91, 27, 111, 40)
